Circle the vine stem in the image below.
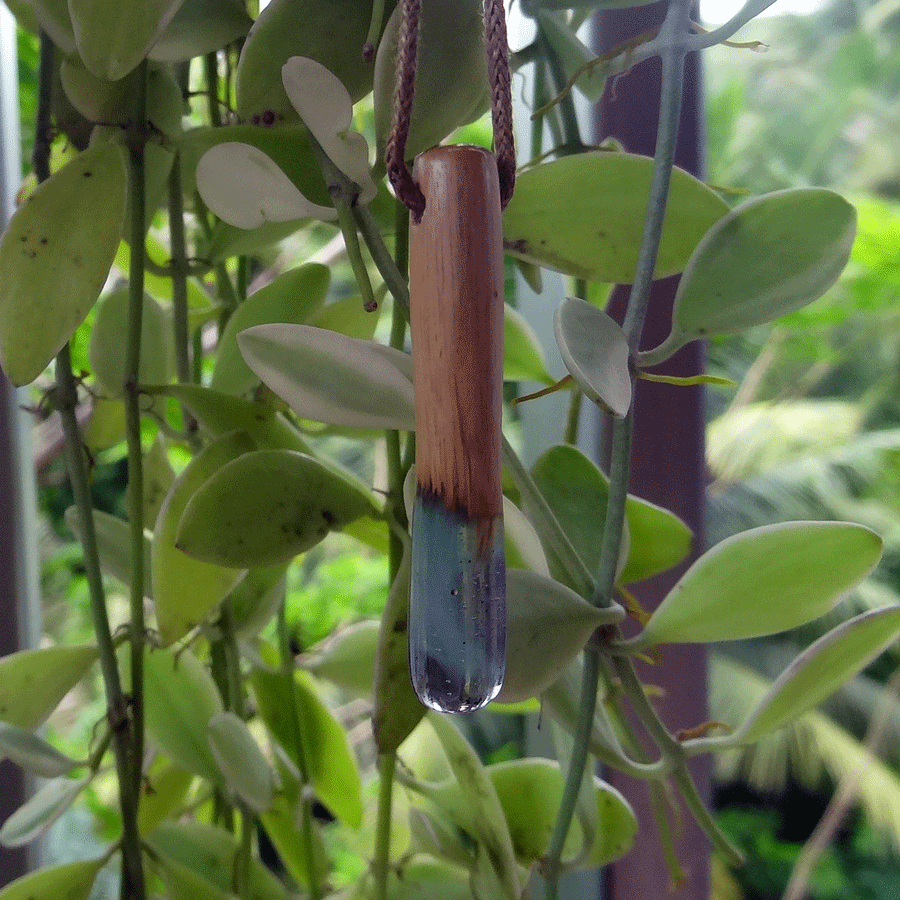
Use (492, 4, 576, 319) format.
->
(542, 1, 695, 896)
(124, 59, 149, 807)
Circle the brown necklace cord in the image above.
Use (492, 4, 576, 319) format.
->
(385, 0, 517, 224)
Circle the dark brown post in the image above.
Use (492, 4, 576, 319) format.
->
(590, 4, 711, 898)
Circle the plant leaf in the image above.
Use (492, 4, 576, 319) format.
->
(207, 711, 274, 813)
(427, 714, 522, 900)
(146, 821, 286, 900)
(732, 607, 900, 745)
(499, 570, 624, 703)
(150, 0, 251, 62)
(152, 432, 252, 645)
(0, 775, 91, 847)
(65, 507, 152, 597)
(536, 10, 607, 101)
(0, 645, 97, 729)
(636, 522, 883, 647)
(88, 288, 172, 396)
(238, 323, 415, 431)
(211, 264, 330, 396)
(503, 304, 554, 385)
(301, 619, 380, 698)
(555, 296, 631, 417)
(672, 188, 857, 339)
(68, 0, 186, 80)
(0, 859, 104, 900)
(503, 153, 728, 283)
(143, 648, 224, 784)
(176, 449, 376, 568)
(251, 668, 363, 828)
(619, 495, 692, 585)
(0, 143, 126, 385)
(0, 722, 80, 778)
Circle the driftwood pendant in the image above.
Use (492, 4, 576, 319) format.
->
(408, 145, 506, 713)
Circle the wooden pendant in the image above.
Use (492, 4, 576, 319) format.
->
(408, 145, 506, 713)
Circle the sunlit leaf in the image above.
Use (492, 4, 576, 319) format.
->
(0, 859, 104, 900)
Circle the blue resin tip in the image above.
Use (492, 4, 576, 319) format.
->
(409, 491, 506, 713)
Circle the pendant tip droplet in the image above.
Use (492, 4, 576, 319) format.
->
(409, 491, 506, 714)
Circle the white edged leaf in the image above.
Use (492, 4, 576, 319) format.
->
(0, 723, 80, 778)
(0, 775, 91, 847)
(196, 143, 336, 229)
(555, 296, 631, 417)
(238, 323, 415, 431)
(280, 57, 376, 203)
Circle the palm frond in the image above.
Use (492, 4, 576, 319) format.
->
(711, 655, 900, 852)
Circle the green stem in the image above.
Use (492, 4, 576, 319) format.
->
(278, 605, 323, 900)
(373, 751, 397, 900)
(204, 52, 223, 128)
(354, 205, 411, 322)
(124, 60, 149, 810)
(335, 199, 376, 312)
(543, 2, 695, 895)
(167, 157, 192, 386)
(55, 349, 146, 900)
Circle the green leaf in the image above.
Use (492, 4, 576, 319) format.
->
(65, 507, 152, 597)
(635, 522, 883, 648)
(230, 564, 289, 638)
(427, 714, 522, 900)
(236, 0, 382, 122)
(207, 711, 274, 813)
(528, 444, 626, 588)
(0, 645, 97, 729)
(143, 648, 224, 784)
(238, 323, 415, 431)
(503, 304, 554, 385)
(0, 775, 91, 847)
(152, 856, 237, 900)
(503, 153, 729, 283)
(81, 398, 126, 450)
(0, 144, 126, 385)
(154, 384, 311, 453)
(308, 293, 381, 340)
(0, 722, 80, 778)
(503, 497, 550, 576)
(150, 0, 252, 62)
(498, 570, 624, 703)
(373, 549, 425, 753)
(732, 607, 900, 745)
(146, 821, 286, 900)
(88, 288, 172, 396)
(302, 619, 380, 698)
(488, 758, 636, 867)
(537, 10, 607, 101)
(251, 668, 364, 827)
(672, 189, 857, 340)
(68, 0, 186, 81)
(176, 449, 376, 568)
(212, 265, 330, 396)
(30, 0, 75, 53)
(137, 760, 195, 836)
(141, 435, 176, 525)
(619, 495, 692, 585)
(152, 432, 252, 645)
(0, 860, 104, 900)
(555, 296, 631, 417)
(258, 792, 329, 890)
(374, 0, 488, 160)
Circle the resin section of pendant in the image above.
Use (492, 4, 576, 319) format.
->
(409, 492, 506, 713)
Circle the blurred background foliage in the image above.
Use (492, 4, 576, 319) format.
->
(12, 0, 900, 895)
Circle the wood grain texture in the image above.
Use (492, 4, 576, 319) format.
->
(409, 145, 504, 519)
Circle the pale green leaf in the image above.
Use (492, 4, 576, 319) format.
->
(503, 304, 554, 385)
(0, 775, 90, 847)
(636, 522, 883, 648)
(503, 153, 729, 283)
(0, 144, 126, 385)
(0, 860, 104, 900)
(150, 0, 251, 62)
(207, 712, 274, 813)
(0, 723, 80, 778)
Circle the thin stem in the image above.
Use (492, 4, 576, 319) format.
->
(354, 205, 411, 322)
(564, 388, 582, 445)
(204, 53, 223, 128)
(55, 350, 146, 900)
(167, 157, 192, 385)
(373, 751, 397, 900)
(32, 32, 53, 182)
(124, 61, 149, 807)
(334, 198, 377, 312)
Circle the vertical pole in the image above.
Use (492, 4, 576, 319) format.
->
(0, 5, 42, 885)
(590, 4, 711, 899)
